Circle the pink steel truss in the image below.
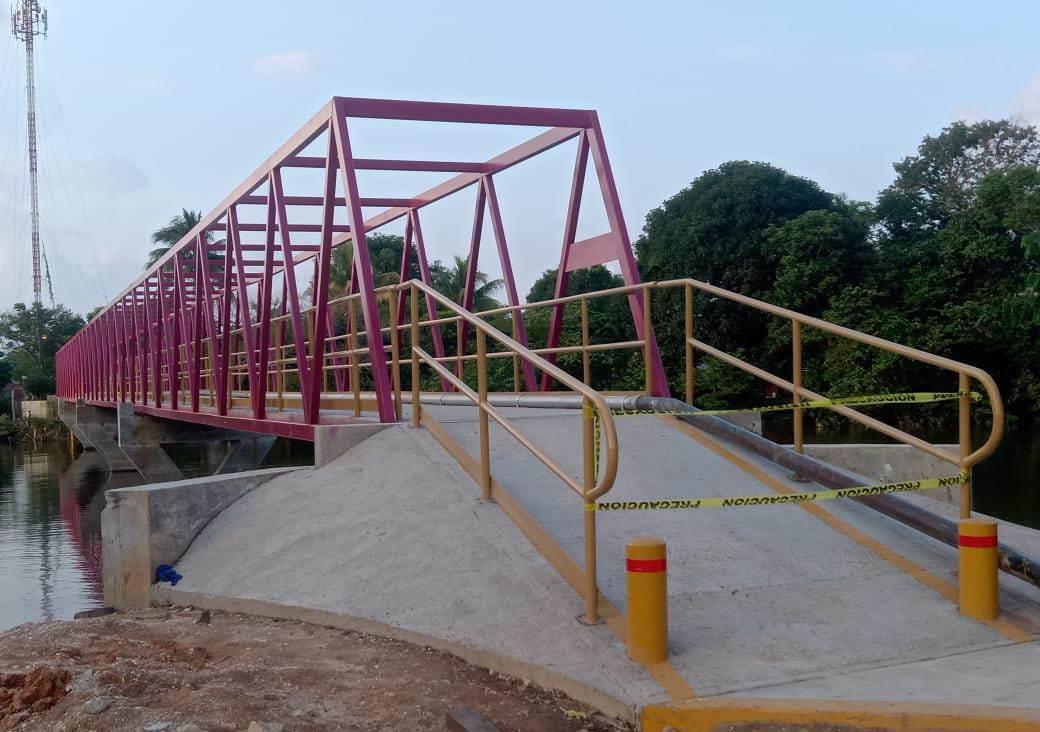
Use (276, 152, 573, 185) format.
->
(55, 98, 666, 439)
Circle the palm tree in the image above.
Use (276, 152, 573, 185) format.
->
(145, 209, 207, 269)
(329, 236, 404, 297)
(430, 255, 503, 311)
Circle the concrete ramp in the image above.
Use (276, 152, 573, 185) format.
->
(158, 406, 1040, 716)
(424, 406, 1040, 703)
(157, 425, 662, 714)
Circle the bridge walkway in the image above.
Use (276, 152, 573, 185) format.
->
(424, 404, 1040, 700)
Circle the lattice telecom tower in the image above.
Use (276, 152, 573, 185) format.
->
(11, 0, 48, 303)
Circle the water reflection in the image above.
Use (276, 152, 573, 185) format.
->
(0, 437, 313, 631)
(0, 444, 114, 630)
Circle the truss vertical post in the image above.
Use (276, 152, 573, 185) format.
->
(331, 101, 395, 422)
(395, 209, 447, 389)
(481, 175, 536, 391)
(541, 132, 589, 390)
(253, 176, 278, 419)
(586, 118, 668, 396)
(270, 169, 315, 419)
(457, 185, 487, 380)
(301, 132, 341, 423)
(218, 233, 234, 415)
(227, 205, 262, 417)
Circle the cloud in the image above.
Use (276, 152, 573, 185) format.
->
(1012, 75, 1040, 126)
(253, 52, 316, 77)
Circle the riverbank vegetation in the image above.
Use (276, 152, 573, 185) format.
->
(0, 415, 67, 446)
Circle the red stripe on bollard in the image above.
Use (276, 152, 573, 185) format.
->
(627, 557, 667, 573)
(959, 534, 998, 548)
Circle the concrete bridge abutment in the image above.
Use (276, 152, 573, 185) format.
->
(101, 467, 302, 608)
(98, 412, 392, 609)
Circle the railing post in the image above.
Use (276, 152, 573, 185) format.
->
(581, 298, 591, 386)
(323, 331, 330, 396)
(511, 315, 521, 394)
(388, 293, 403, 421)
(643, 286, 653, 395)
(959, 372, 972, 518)
(411, 284, 421, 429)
(582, 398, 599, 624)
(348, 299, 361, 417)
(276, 330, 284, 413)
(226, 332, 234, 411)
(207, 341, 215, 407)
(477, 327, 491, 501)
(792, 320, 804, 456)
(456, 318, 465, 384)
(684, 282, 693, 405)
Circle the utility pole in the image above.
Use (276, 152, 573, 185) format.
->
(11, 0, 47, 304)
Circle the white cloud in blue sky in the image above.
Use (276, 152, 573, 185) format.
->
(1013, 77, 1040, 126)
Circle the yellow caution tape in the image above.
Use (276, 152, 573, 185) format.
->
(609, 391, 981, 418)
(586, 471, 969, 512)
(587, 391, 979, 484)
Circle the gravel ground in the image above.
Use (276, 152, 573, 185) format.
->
(0, 607, 632, 731)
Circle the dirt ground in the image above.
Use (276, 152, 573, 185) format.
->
(0, 607, 632, 731)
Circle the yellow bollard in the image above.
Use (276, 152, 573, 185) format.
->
(626, 537, 668, 664)
(959, 518, 999, 621)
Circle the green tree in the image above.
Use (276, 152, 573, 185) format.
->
(146, 209, 206, 269)
(636, 161, 834, 295)
(634, 161, 859, 403)
(826, 165, 1040, 422)
(877, 120, 1040, 238)
(329, 234, 409, 295)
(0, 302, 85, 396)
(979, 166, 1040, 322)
(525, 265, 623, 303)
(522, 266, 638, 390)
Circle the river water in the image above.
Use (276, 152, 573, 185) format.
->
(1, 425, 1037, 632)
(0, 439, 311, 632)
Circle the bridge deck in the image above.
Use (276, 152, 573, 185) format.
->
(84, 393, 380, 441)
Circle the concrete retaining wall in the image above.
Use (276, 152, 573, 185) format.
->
(22, 399, 56, 420)
(101, 466, 302, 608)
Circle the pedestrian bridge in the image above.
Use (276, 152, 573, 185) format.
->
(54, 98, 1040, 728)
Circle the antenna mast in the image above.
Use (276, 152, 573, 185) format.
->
(11, 0, 47, 303)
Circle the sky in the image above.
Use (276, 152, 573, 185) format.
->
(0, 0, 1037, 315)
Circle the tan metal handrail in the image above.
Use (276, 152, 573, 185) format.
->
(405, 279, 618, 623)
(171, 271, 1002, 526)
(655, 277, 1003, 518)
(431, 277, 1000, 519)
